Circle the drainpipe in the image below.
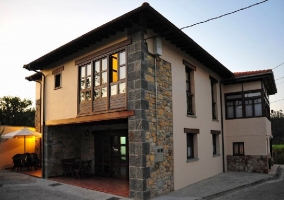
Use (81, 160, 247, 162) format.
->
(219, 82, 225, 172)
(25, 65, 46, 178)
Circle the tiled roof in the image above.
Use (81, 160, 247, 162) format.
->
(234, 69, 272, 77)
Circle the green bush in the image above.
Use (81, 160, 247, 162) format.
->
(273, 145, 284, 164)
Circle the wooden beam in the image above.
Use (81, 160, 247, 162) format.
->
(46, 110, 135, 126)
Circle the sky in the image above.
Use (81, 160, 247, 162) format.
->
(0, 0, 283, 111)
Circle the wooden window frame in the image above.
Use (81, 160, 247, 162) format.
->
(52, 66, 64, 89)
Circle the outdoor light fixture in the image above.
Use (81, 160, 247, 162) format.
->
(85, 130, 89, 136)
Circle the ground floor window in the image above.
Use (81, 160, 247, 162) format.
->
(184, 128, 199, 160)
(211, 130, 221, 156)
(233, 142, 244, 156)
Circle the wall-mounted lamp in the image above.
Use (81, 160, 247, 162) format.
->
(85, 130, 89, 136)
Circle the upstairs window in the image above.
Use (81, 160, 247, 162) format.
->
(80, 63, 92, 102)
(183, 60, 196, 116)
(109, 51, 126, 96)
(52, 66, 64, 89)
(210, 76, 218, 120)
(225, 90, 266, 119)
(94, 58, 108, 99)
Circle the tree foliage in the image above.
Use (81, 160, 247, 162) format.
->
(271, 109, 284, 144)
(0, 96, 35, 127)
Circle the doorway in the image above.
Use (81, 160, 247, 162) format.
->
(94, 130, 128, 179)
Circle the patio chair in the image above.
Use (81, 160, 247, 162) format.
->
(72, 161, 85, 178)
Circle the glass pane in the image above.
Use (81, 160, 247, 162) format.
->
(111, 54, 118, 82)
(235, 101, 243, 118)
(94, 89, 100, 99)
(120, 166, 126, 176)
(111, 85, 117, 96)
(80, 66, 85, 78)
(87, 63, 91, 76)
(102, 72, 107, 84)
(226, 94, 242, 100)
(80, 92, 85, 102)
(120, 136, 126, 145)
(102, 58, 107, 71)
(234, 144, 238, 154)
(245, 100, 253, 117)
(245, 92, 261, 98)
(81, 78, 85, 89)
(226, 102, 234, 118)
(95, 61, 100, 73)
(119, 66, 126, 79)
(86, 76, 91, 88)
(119, 83, 126, 94)
(255, 99, 262, 116)
(239, 144, 244, 154)
(120, 146, 126, 155)
(119, 51, 126, 65)
(86, 91, 91, 100)
(95, 74, 100, 86)
(187, 147, 192, 157)
(101, 87, 107, 98)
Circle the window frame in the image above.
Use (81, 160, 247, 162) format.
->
(52, 66, 64, 90)
(211, 130, 221, 156)
(183, 59, 196, 116)
(184, 128, 199, 161)
(233, 142, 244, 156)
(210, 76, 218, 120)
(225, 89, 269, 120)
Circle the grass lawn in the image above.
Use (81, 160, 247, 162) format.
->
(272, 144, 284, 164)
(272, 144, 284, 150)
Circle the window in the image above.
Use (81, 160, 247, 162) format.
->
(184, 128, 199, 160)
(183, 60, 196, 116)
(225, 90, 268, 119)
(52, 66, 64, 89)
(78, 49, 127, 114)
(109, 51, 126, 96)
(211, 130, 220, 156)
(233, 142, 244, 156)
(80, 63, 92, 101)
(55, 73, 61, 88)
(210, 76, 218, 120)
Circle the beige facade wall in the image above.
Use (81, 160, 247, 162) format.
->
(41, 33, 127, 121)
(146, 31, 223, 190)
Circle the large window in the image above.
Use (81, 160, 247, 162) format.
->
(233, 142, 244, 156)
(225, 90, 269, 119)
(78, 49, 127, 114)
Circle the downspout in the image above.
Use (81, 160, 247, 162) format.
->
(35, 80, 42, 169)
(34, 70, 46, 178)
(219, 82, 225, 172)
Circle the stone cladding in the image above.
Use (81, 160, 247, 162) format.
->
(227, 155, 269, 173)
(127, 29, 173, 200)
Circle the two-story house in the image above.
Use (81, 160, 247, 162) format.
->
(24, 3, 277, 200)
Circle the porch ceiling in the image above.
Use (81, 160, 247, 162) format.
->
(45, 110, 134, 126)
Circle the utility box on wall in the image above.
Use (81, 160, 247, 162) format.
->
(154, 146, 164, 163)
(153, 37, 162, 56)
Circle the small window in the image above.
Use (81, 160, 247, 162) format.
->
(54, 73, 61, 89)
(233, 142, 244, 156)
(52, 66, 64, 89)
(186, 67, 195, 115)
(211, 130, 220, 156)
(187, 134, 194, 159)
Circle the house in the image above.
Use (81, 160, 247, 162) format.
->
(24, 3, 277, 200)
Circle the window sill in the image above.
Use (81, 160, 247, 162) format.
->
(54, 87, 62, 90)
(212, 119, 219, 122)
(187, 114, 197, 118)
(213, 154, 221, 157)
(186, 158, 199, 163)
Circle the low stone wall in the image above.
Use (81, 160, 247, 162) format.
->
(227, 155, 269, 173)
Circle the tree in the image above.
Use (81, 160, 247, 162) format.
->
(0, 123, 4, 143)
(271, 109, 284, 144)
(0, 96, 35, 127)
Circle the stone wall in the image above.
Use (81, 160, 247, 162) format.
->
(227, 155, 269, 173)
(45, 122, 128, 177)
(127, 29, 173, 200)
